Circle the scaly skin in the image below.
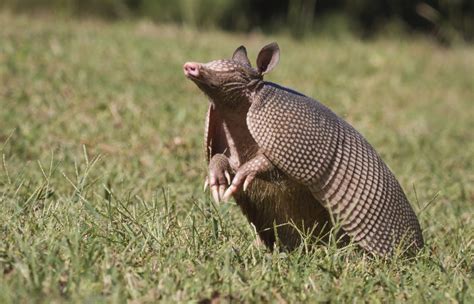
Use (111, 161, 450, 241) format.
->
(184, 42, 423, 256)
(247, 84, 423, 255)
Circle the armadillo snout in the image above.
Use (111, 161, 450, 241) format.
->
(183, 62, 201, 78)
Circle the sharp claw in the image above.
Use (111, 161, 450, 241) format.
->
(243, 174, 255, 192)
(224, 170, 231, 185)
(222, 185, 237, 201)
(219, 185, 226, 200)
(243, 178, 250, 192)
(203, 179, 209, 191)
(222, 189, 232, 202)
(211, 186, 220, 203)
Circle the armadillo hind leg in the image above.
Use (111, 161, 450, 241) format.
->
(235, 180, 335, 250)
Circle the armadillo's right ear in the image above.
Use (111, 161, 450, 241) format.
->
(256, 42, 280, 75)
(232, 45, 251, 67)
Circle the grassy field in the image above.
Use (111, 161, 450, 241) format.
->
(0, 13, 473, 303)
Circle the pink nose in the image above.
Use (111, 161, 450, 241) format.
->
(183, 62, 200, 77)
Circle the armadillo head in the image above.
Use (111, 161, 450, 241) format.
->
(183, 42, 280, 106)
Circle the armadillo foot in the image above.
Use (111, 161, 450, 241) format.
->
(222, 171, 256, 201)
(207, 153, 232, 203)
(222, 153, 274, 201)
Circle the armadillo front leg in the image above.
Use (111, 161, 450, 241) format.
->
(207, 153, 232, 203)
(222, 153, 274, 201)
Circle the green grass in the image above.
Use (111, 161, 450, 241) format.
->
(0, 13, 473, 303)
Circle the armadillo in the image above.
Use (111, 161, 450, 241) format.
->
(183, 42, 423, 256)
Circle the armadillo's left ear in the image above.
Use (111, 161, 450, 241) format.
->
(232, 45, 251, 67)
(256, 42, 280, 75)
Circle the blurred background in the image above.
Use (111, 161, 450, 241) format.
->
(1, 0, 473, 44)
(1, 1, 473, 302)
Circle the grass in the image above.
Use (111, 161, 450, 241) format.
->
(0, 13, 473, 303)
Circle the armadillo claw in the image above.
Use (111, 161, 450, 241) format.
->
(224, 170, 231, 185)
(222, 184, 238, 202)
(207, 170, 230, 203)
(243, 174, 256, 192)
(211, 185, 220, 203)
(207, 154, 233, 203)
(203, 179, 209, 191)
(222, 171, 256, 201)
(219, 185, 226, 201)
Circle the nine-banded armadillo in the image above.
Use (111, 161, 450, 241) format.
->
(183, 42, 423, 256)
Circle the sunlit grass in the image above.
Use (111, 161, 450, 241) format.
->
(0, 13, 473, 303)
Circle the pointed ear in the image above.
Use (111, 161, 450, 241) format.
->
(232, 45, 251, 67)
(256, 42, 280, 75)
